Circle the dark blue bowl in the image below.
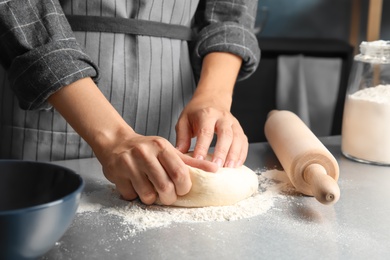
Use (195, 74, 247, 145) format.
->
(0, 160, 84, 260)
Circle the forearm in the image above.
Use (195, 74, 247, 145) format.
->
(48, 77, 135, 155)
(193, 52, 242, 110)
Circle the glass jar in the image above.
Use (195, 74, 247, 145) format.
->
(341, 40, 390, 166)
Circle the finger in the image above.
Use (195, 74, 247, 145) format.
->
(212, 119, 234, 167)
(130, 171, 159, 205)
(192, 122, 216, 161)
(114, 154, 158, 205)
(223, 123, 248, 168)
(237, 135, 249, 167)
(115, 180, 138, 201)
(175, 119, 192, 153)
(159, 150, 192, 196)
(144, 157, 177, 205)
(180, 152, 219, 173)
(102, 160, 141, 201)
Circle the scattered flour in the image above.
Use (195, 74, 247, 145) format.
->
(341, 84, 390, 164)
(76, 168, 295, 237)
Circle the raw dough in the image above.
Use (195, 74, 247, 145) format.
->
(156, 159, 259, 208)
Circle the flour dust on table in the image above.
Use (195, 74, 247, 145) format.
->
(76, 168, 295, 237)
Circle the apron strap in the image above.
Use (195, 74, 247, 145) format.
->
(66, 15, 194, 41)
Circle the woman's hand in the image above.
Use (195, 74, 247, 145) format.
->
(175, 52, 248, 168)
(49, 77, 217, 205)
(95, 133, 217, 205)
(176, 96, 248, 168)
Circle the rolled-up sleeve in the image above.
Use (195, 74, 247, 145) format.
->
(0, 0, 98, 110)
(192, 0, 260, 81)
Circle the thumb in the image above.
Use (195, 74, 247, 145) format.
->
(179, 153, 219, 173)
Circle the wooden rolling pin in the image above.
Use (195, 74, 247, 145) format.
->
(264, 110, 340, 205)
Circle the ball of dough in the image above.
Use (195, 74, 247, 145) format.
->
(156, 163, 259, 208)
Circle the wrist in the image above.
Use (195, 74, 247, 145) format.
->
(192, 86, 233, 111)
(90, 121, 136, 158)
(194, 52, 242, 110)
(48, 77, 138, 157)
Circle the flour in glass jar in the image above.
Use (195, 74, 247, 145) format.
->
(76, 168, 294, 237)
(341, 84, 390, 164)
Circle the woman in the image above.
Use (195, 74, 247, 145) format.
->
(0, 0, 260, 205)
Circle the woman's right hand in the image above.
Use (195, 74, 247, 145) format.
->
(95, 133, 217, 205)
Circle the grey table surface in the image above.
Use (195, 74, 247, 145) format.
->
(42, 136, 390, 260)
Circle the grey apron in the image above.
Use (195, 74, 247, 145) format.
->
(0, 0, 199, 161)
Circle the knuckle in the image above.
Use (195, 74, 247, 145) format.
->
(197, 107, 216, 119)
(129, 143, 148, 159)
(121, 192, 138, 201)
(198, 127, 215, 138)
(156, 181, 174, 194)
(151, 137, 169, 150)
(130, 137, 169, 158)
(199, 106, 212, 115)
(169, 166, 187, 183)
(116, 185, 138, 201)
(139, 190, 157, 205)
(232, 124, 248, 141)
(220, 128, 234, 138)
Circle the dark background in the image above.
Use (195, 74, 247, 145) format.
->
(231, 0, 387, 143)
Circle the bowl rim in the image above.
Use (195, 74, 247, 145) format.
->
(0, 160, 85, 216)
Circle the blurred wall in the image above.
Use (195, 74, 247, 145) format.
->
(257, 0, 390, 44)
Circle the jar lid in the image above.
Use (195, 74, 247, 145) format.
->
(355, 40, 390, 64)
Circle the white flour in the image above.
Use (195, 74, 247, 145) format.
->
(356, 40, 390, 64)
(76, 168, 295, 237)
(341, 84, 390, 164)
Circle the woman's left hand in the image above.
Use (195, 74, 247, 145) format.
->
(175, 52, 248, 168)
(175, 97, 248, 168)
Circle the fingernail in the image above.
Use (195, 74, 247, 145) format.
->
(213, 158, 223, 167)
(175, 145, 184, 151)
(227, 160, 235, 168)
(196, 155, 204, 160)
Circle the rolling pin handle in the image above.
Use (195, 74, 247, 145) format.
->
(303, 164, 341, 205)
(266, 110, 279, 118)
